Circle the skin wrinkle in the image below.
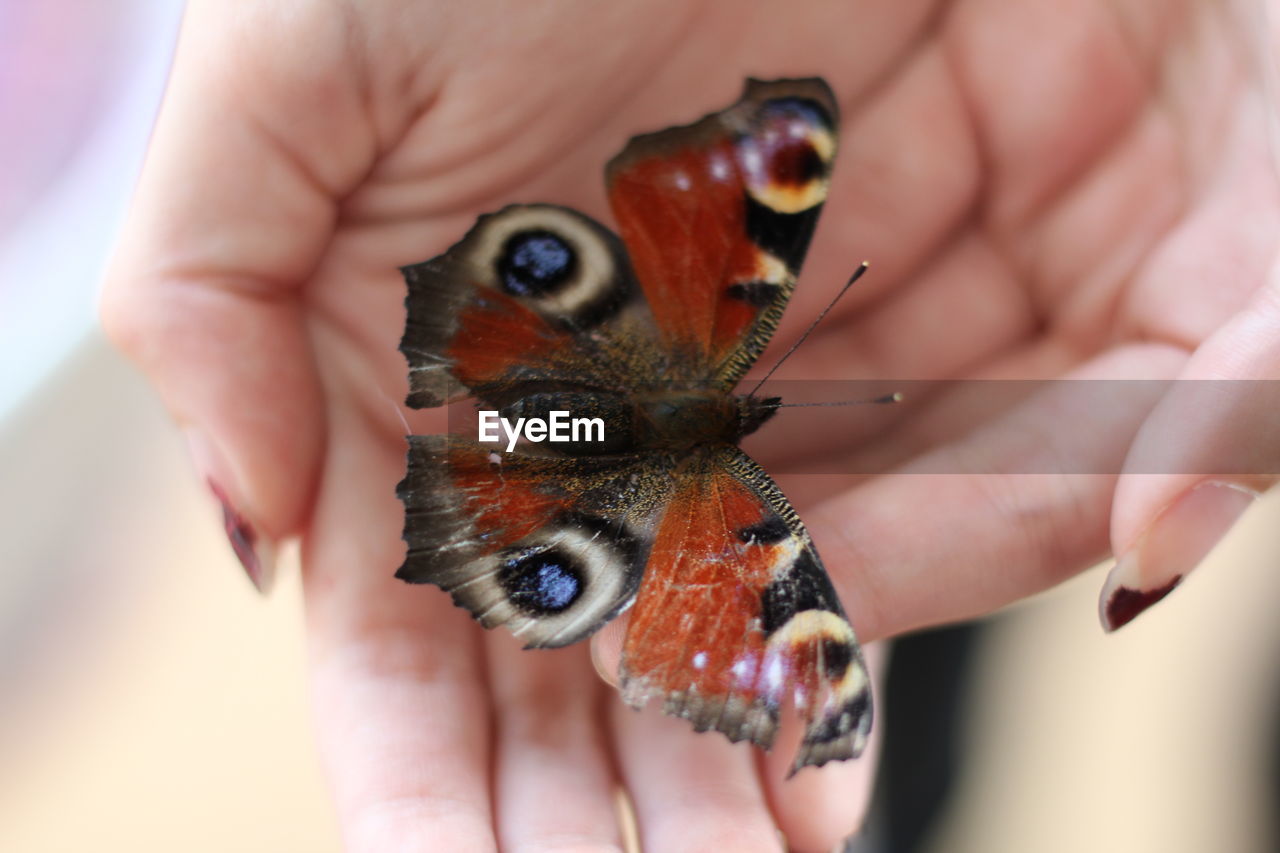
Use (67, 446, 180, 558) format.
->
(636, 779, 783, 853)
(309, 608, 487, 687)
(824, 47, 983, 312)
(245, 102, 354, 207)
(941, 20, 1143, 331)
(609, 703, 780, 853)
(1124, 105, 1278, 346)
(1034, 103, 1183, 356)
(848, 47, 988, 311)
(491, 666, 600, 744)
(311, 656, 497, 846)
(351, 8, 699, 224)
(750, 240, 1034, 474)
(487, 644, 623, 850)
(1263, 1, 1280, 179)
(850, 0, 952, 113)
(345, 794, 496, 851)
(335, 0, 454, 163)
(220, 5, 378, 201)
(1171, 3, 1251, 178)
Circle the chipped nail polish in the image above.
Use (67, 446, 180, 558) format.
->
(1099, 481, 1258, 632)
(1102, 575, 1183, 633)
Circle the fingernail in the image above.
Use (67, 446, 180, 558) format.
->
(1100, 481, 1258, 632)
(185, 430, 276, 593)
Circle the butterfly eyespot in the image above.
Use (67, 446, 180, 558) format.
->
(497, 230, 578, 297)
(498, 549, 584, 615)
(819, 637, 853, 679)
(738, 96, 836, 228)
(769, 142, 825, 188)
(406, 503, 645, 649)
(447, 205, 634, 327)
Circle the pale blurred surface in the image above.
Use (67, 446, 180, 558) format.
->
(0, 337, 342, 852)
(0, 1, 183, 421)
(927, 493, 1280, 853)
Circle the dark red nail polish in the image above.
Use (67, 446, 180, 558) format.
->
(208, 479, 270, 592)
(1103, 575, 1182, 632)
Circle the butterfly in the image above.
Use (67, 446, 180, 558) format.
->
(396, 78, 871, 773)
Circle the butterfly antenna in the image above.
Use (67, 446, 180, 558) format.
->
(775, 393, 903, 408)
(747, 262, 869, 397)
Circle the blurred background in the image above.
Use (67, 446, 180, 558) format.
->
(2, 2, 1278, 852)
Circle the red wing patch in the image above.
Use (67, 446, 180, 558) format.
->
(400, 206, 656, 408)
(397, 436, 667, 648)
(619, 448, 871, 773)
(607, 139, 765, 370)
(445, 284, 592, 398)
(606, 78, 839, 386)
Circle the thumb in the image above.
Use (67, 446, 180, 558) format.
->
(1102, 276, 1280, 631)
(101, 3, 370, 590)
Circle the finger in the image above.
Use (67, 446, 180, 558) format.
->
(747, 45, 1027, 420)
(764, 333, 1113, 481)
(758, 229, 1031, 384)
(611, 699, 784, 853)
(1102, 277, 1280, 630)
(100, 2, 375, 587)
(779, 42, 983, 332)
(590, 617, 627, 688)
(760, 642, 887, 853)
(755, 304, 1119, 483)
(304, 415, 497, 852)
(593, 618, 883, 851)
(744, 230, 1035, 470)
(486, 635, 624, 851)
(805, 344, 1187, 643)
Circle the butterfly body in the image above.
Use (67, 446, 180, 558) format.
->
(397, 78, 872, 773)
(500, 385, 779, 454)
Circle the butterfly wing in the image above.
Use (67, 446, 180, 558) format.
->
(397, 435, 673, 648)
(400, 78, 838, 405)
(606, 77, 839, 386)
(619, 446, 872, 773)
(400, 204, 660, 407)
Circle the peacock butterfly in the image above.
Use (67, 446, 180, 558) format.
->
(395, 78, 871, 773)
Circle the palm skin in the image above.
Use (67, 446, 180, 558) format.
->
(104, 1, 1278, 850)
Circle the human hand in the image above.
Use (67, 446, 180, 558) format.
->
(102, 1, 1278, 850)
(745, 0, 1279, 642)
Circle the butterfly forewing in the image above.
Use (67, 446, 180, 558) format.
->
(605, 77, 839, 386)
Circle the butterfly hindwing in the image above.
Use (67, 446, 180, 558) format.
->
(606, 78, 839, 385)
(619, 446, 872, 773)
(397, 435, 670, 648)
